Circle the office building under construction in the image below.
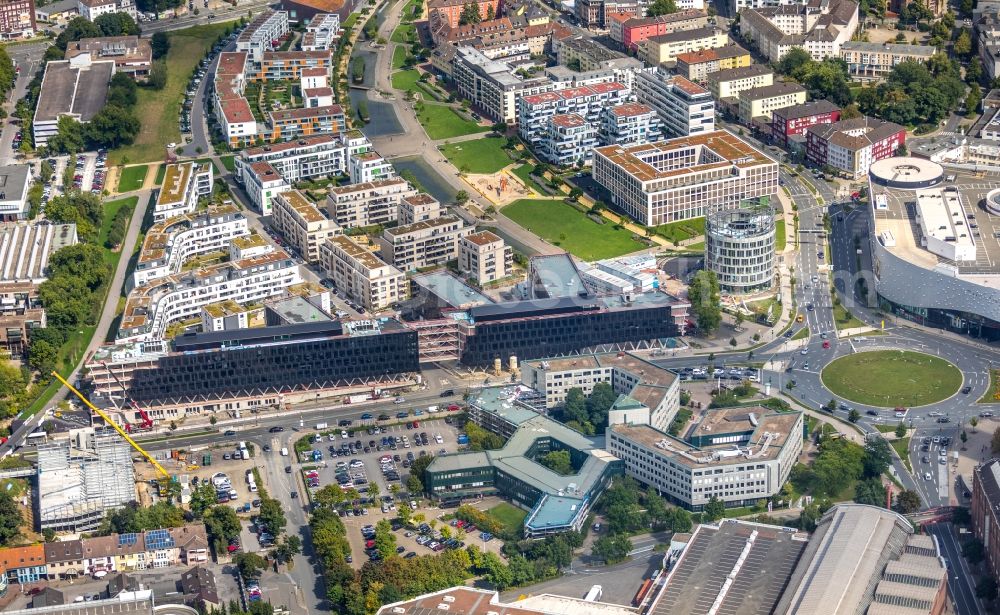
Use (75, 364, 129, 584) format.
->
(36, 429, 137, 533)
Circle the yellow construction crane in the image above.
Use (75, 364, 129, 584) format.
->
(51, 371, 170, 479)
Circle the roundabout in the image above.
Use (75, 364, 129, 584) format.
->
(820, 350, 964, 408)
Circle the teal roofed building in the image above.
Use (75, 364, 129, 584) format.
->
(425, 385, 623, 538)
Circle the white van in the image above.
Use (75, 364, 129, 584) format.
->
(280, 447, 288, 456)
(249, 483, 258, 493)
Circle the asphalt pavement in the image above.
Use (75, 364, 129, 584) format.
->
(927, 522, 986, 615)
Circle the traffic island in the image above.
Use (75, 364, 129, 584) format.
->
(820, 350, 962, 407)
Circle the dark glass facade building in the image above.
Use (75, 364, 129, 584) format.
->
(126, 321, 420, 402)
(459, 296, 684, 366)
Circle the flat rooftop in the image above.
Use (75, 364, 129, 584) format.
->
(0, 222, 77, 282)
(870, 177, 1000, 276)
(529, 253, 587, 299)
(35, 59, 114, 123)
(329, 235, 391, 271)
(158, 162, 194, 207)
(278, 189, 326, 224)
(594, 130, 775, 184)
(411, 270, 494, 308)
(377, 588, 635, 615)
(610, 407, 801, 468)
(648, 520, 807, 615)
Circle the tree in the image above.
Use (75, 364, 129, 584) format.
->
(895, 421, 907, 438)
(992, 426, 1000, 455)
(776, 47, 813, 76)
(840, 103, 862, 120)
(894, 31, 907, 43)
(481, 551, 513, 588)
(189, 482, 217, 518)
(967, 86, 982, 116)
(374, 519, 396, 559)
(961, 0, 974, 15)
(961, 430, 969, 448)
(28, 339, 58, 374)
(592, 534, 631, 564)
(454, 190, 469, 204)
(687, 270, 722, 334)
(56, 17, 102, 50)
(862, 437, 893, 478)
(48, 116, 85, 154)
(703, 496, 725, 522)
(971, 416, 979, 432)
(539, 450, 573, 475)
(151, 31, 170, 59)
(148, 60, 167, 90)
(977, 577, 998, 601)
(272, 535, 301, 564)
(204, 505, 242, 548)
(955, 29, 973, 57)
(894, 489, 921, 514)
(85, 105, 140, 148)
(848, 409, 861, 423)
(586, 382, 617, 430)
(0, 492, 22, 546)
(968, 57, 984, 85)
(94, 12, 140, 36)
(485, 4, 495, 19)
(235, 552, 267, 581)
(459, 2, 482, 25)
(647, 0, 676, 16)
(854, 477, 887, 507)
(813, 438, 865, 497)
(407, 454, 434, 495)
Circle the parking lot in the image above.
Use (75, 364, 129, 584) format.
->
(295, 412, 466, 499)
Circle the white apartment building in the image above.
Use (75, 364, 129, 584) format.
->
(459, 230, 513, 284)
(706, 64, 774, 100)
(300, 67, 328, 90)
(152, 162, 213, 223)
(271, 190, 341, 264)
(242, 161, 290, 215)
(452, 46, 556, 124)
(592, 130, 778, 225)
(607, 407, 803, 510)
(237, 131, 372, 185)
(738, 0, 858, 62)
(302, 13, 340, 51)
(118, 248, 302, 343)
(320, 235, 407, 311)
(520, 351, 680, 433)
(399, 193, 442, 225)
(634, 69, 715, 137)
(379, 216, 471, 271)
(349, 150, 396, 184)
(637, 27, 729, 65)
(133, 206, 249, 288)
(236, 9, 290, 62)
(598, 102, 662, 146)
(327, 178, 418, 228)
(77, 0, 135, 21)
(517, 82, 632, 147)
(539, 113, 598, 166)
(738, 81, 808, 123)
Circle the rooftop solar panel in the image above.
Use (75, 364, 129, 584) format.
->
(144, 529, 174, 550)
(118, 533, 138, 547)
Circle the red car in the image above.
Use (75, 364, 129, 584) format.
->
(365, 539, 375, 549)
(447, 405, 460, 412)
(822, 340, 830, 349)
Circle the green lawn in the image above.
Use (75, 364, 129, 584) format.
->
(891, 436, 912, 472)
(112, 23, 231, 165)
(821, 350, 963, 407)
(116, 165, 148, 192)
(391, 23, 415, 43)
(686, 241, 705, 251)
(655, 217, 706, 244)
(488, 502, 527, 534)
(775, 218, 786, 251)
(511, 164, 546, 193)
(979, 369, 999, 404)
(99, 196, 139, 268)
(391, 69, 420, 92)
(417, 103, 489, 140)
(440, 138, 511, 174)
(22, 325, 96, 417)
(392, 45, 408, 70)
(833, 302, 865, 330)
(220, 155, 236, 173)
(343, 12, 360, 31)
(503, 199, 646, 260)
(791, 326, 810, 340)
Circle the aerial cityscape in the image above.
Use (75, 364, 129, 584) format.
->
(0, 0, 994, 613)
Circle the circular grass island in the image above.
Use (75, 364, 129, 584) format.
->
(820, 350, 963, 408)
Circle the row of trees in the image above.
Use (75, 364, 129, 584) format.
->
(97, 501, 185, 535)
(592, 478, 695, 563)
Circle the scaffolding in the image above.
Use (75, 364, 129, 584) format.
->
(37, 430, 137, 533)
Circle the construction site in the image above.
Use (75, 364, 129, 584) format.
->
(36, 429, 137, 533)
